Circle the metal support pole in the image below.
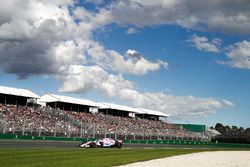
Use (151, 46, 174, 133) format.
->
(143, 128, 145, 140)
(83, 123, 86, 138)
(54, 122, 57, 137)
(115, 126, 118, 140)
(22, 119, 25, 136)
(30, 124, 33, 135)
(68, 124, 71, 138)
(12, 121, 15, 134)
(92, 124, 95, 138)
(3, 121, 6, 134)
(66, 122, 69, 138)
(39, 122, 42, 137)
(80, 122, 83, 138)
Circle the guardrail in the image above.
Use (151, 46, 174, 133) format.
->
(1, 133, 250, 148)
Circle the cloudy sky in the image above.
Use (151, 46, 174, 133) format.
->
(0, 0, 250, 127)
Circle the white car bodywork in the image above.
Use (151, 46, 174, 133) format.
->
(79, 138, 122, 148)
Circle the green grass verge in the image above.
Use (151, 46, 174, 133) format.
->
(0, 148, 217, 167)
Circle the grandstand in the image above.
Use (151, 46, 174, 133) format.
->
(39, 93, 98, 113)
(0, 86, 39, 106)
(0, 85, 209, 141)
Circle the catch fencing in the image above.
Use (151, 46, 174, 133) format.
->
(0, 107, 209, 142)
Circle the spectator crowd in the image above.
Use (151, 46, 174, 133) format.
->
(0, 103, 205, 140)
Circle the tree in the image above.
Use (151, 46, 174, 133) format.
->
(215, 123, 225, 133)
(239, 127, 244, 132)
(225, 125, 231, 132)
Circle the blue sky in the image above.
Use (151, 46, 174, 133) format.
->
(0, 0, 250, 128)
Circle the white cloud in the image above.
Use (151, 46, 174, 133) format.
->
(126, 27, 139, 34)
(58, 65, 134, 96)
(188, 35, 250, 70)
(72, 7, 113, 31)
(0, 0, 82, 78)
(157, 60, 169, 69)
(59, 65, 233, 118)
(212, 38, 222, 46)
(87, 43, 167, 75)
(126, 49, 139, 56)
(188, 34, 221, 53)
(100, 0, 250, 34)
(0, 1, 167, 76)
(47, 40, 86, 70)
(122, 92, 234, 118)
(219, 40, 250, 69)
(0, 0, 234, 118)
(85, 0, 104, 5)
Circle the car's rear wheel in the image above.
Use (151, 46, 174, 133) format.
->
(90, 142, 96, 148)
(116, 142, 122, 148)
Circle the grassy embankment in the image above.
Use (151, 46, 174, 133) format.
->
(0, 148, 215, 167)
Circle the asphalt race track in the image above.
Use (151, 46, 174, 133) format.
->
(0, 140, 222, 149)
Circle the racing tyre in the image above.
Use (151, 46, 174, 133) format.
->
(90, 142, 96, 148)
(117, 142, 122, 149)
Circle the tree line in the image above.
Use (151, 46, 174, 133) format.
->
(211, 123, 250, 144)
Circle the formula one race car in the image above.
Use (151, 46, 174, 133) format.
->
(78, 138, 122, 148)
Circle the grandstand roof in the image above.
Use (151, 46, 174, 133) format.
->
(98, 103, 168, 117)
(138, 108, 169, 117)
(0, 85, 40, 99)
(39, 94, 168, 117)
(98, 102, 144, 114)
(39, 94, 98, 107)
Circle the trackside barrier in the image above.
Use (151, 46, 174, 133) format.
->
(122, 139, 210, 145)
(121, 139, 250, 148)
(0, 134, 95, 142)
(1, 134, 250, 148)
